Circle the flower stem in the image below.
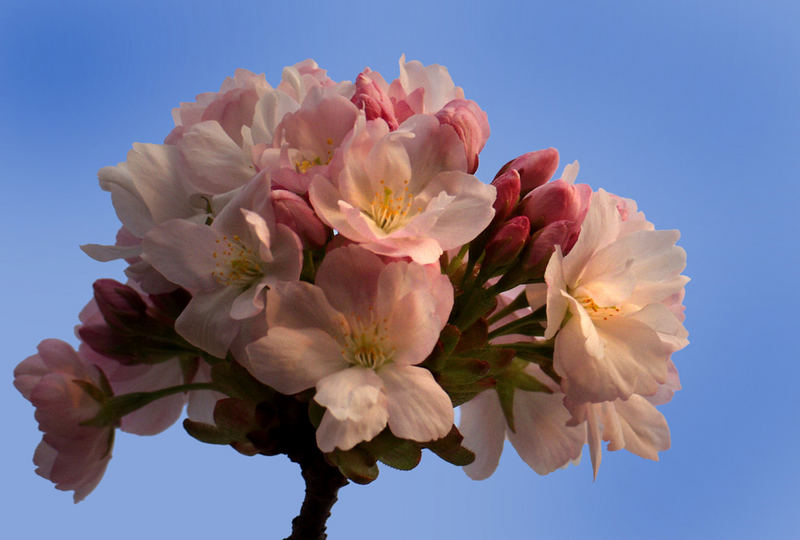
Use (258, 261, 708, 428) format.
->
(285, 450, 348, 540)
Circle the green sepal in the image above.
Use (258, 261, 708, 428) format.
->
(442, 378, 496, 407)
(72, 379, 107, 405)
(454, 318, 489, 353)
(183, 419, 234, 445)
(436, 356, 490, 387)
(439, 324, 461, 357)
(213, 397, 258, 436)
(495, 379, 517, 432)
(362, 430, 422, 471)
(422, 426, 475, 466)
(211, 360, 273, 402)
(509, 367, 552, 394)
(327, 447, 379, 485)
(511, 346, 560, 384)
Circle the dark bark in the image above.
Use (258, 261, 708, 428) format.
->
(245, 392, 348, 540)
(285, 449, 348, 540)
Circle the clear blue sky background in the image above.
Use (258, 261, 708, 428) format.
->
(2, 1, 798, 538)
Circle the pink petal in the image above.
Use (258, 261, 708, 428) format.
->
(381, 364, 453, 442)
(459, 390, 506, 480)
(245, 327, 347, 394)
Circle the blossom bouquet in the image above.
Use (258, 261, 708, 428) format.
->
(14, 57, 688, 539)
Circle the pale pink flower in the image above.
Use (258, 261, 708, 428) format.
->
(243, 245, 454, 452)
(387, 55, 466, 123)
(566, 395, 670, 479)
(141, 173, 303, 357)
(528, 189, 689, 404)
(460, 368, 585, 480)
(165, 68, 272, 146)
(309, 114, 496, 264)
(252, 87, 360, 194)
(14, 340, 114, 502)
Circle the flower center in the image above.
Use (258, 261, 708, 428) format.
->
(294, 138, 335, 174)
(575, 295, 621, 321)
(367, 179, 420, 233)
(342, 311, 394, 369)
(212, 235, 263, 288)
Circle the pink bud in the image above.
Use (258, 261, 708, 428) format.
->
(484, 216, 530, 272)
(490, 168, 521, 224)
(351, 68, 399, 130)
(92, 279, 147, 330)
(272, 189, 330, 249)
(519, 180, 591, 231)
(436, 98, 490, 174)
(521, 220, 575, 278)
(495, 148, 559, 194)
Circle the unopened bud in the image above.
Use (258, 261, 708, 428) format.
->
(272, 189, 330, 249)
(521, 220, 576, 279)
(483, 216, 530, 276)
(495, 148, 559, 194)
(92, 279, 147, 330)
(351, 68, 399, 130)
(519, 180, 591, 231)
(490, 169, 521, 225)
(436, 99, 490, 174)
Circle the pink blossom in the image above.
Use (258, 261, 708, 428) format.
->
(387, 55, 466, 123)
(528, 189, 689, 404)
(14, 340, 114, 502)
(243, 245, 455, 452)
(252, 87, 360, 194)
(166, 68, 271, 146)
(142, 172, 303, 357)
(309, 114, 496, 264)
(566, 396, 670, 479)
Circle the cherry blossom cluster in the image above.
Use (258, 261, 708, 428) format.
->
(15, 57, 688, 506)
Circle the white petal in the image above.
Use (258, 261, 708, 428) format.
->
(381, 364, 453, 442)
(507, 390, 585, 475)
(179, 121, 255, 193)
(316, 406, 389, 453)
(141, 219, 219, 292)
(175, 287, 242, 358)
(459, 390, 506, 480)
(315, 367, 386, 422)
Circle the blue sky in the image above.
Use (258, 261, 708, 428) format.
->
(2, 1, 798, 538)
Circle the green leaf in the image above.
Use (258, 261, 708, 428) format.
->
(362, 430, 422, 471)
(423, 426, 475, 466)
(328, 447, 379, 485)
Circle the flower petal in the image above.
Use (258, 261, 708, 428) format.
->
(381, 364, 453, 442)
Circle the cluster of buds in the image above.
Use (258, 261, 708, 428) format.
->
(15, 57, 687, 537)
